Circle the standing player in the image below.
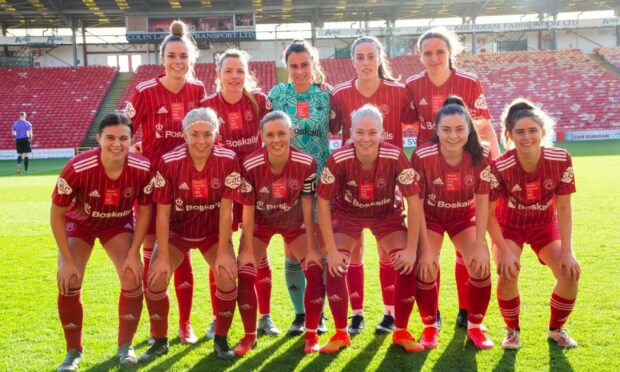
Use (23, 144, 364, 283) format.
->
(411, 97, 493, 349)
(317, 104, 424, 353)
(52, 113, 152, 371)
(268, 39, 331, 336)
(140, 108, 241, 362)
(235, 111, 324, 355)
(329, 36, 413, 334)
(201, 48, 273, 338)
(201, 49, 272, 339)
(12, 112, 33, 174)
(124, 20, 206, 345)
(487, 99, 580, 349)
(406, 27, 501, 328)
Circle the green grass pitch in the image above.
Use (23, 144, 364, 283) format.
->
(0, 140, 618, 371)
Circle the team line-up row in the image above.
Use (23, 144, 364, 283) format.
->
(51, 21, 580, 372)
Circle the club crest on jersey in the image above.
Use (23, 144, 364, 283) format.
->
(155, 123, 164, 131)
(379, 104, 391, 116)
(240, 178, 252, 193)
(211, 178, 222, 189)
(561, 167, 574, 183)
(544, 179, 556, 190)
(66, 222, 77, 232)
(398, 168, 417, 185)
(84, 203, 91, 215)
(225, 172, 241, 189)
(175, 198, 184, 211)
(474, 94, 488, 110)
(321, 167, 335, 184)
(244, 110, 254, 121)
(123, 187, 134, 198)
(375, 178, 386, 188)
(480, 165, 498, 188)
(143, 179, 154, 195)
(427, 193, 436, 206)
(123, 102, 136, 118)
(289, 179, 300, 191)
(154, 172, 166, 188)
(464, 174, 474, 186)
(56, 177, 73, 195)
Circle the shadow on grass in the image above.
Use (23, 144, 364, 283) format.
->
(431, 328, 478, 371)
(340, 334, 389, 372)
(224, 335, 290, 372)
(492, 349, 518, 372)
(86, 336, 196, 372)
(547, 339, 574, 372)
(255, 336, 306, 371)
(374, 336, 430, 371)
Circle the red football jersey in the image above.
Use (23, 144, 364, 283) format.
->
(411, 143, 491, 222)
(329, 79, 413, 148)
(318, 142, 420, 219)
(488, 147, 576, 230)
(152, 144, 241, 239)
(406, 69, 490, 145)
(124, 75, 206, 163)
(239, 146, 317, 227)
(52, 148, 153, 231)
(200, 90, 271, 160)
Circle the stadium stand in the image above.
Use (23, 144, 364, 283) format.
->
(0, 66, 117, 150)
(456, 49, 620, 133)
(595, 46, 620, 70)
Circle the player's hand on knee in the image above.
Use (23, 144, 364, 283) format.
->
(122, 253, 144, 288)
(468, 247, 490, 278)
(496, 250, 520, 281)
(216, 253, 238, 281)
(327, 250, 347, 278)
(57, 261, 81, 295)
(147, 258, 171, 289)
(415, 250, 438, 282)
(393, 249, 417, 275)
(560, 251, 581, 282)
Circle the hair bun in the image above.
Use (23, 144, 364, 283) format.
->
(170, 20, 186, 36)
(442, 95, 465, 108)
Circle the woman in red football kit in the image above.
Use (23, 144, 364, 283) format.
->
(141, 108, 242, 361)
(234, 111, 324, 355)
(411, 97, 494, 350)
(52, 113, 153, 371)
(488, 99, 580, 349)
(406, 27, 501, 328)
(124, 20, 207, 345)
(317, 104, 425, 353)
(201, 48, 273, 338)
(330, 36, 413, 335)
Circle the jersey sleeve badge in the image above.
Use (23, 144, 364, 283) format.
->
(56, 177, 73, 195)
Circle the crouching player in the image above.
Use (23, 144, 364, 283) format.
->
(317, 104, 425, 353)
(488, 99, 580, 349)
(235, 111, 325, 354)
(141, 108, 241, 361)
(411, 97, 493, 349)
(52, 113, 153, 371)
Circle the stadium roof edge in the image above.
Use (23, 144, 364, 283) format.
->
(0, 0, 618, 30)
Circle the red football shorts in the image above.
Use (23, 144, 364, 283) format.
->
(168, 232, 219, 255)
(332, 213, 407, 241)
(253, 223, 306, 245)
(65, 220, 134, 246)
(501, 223, 561, 264)
(425, 212, 476, 238)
